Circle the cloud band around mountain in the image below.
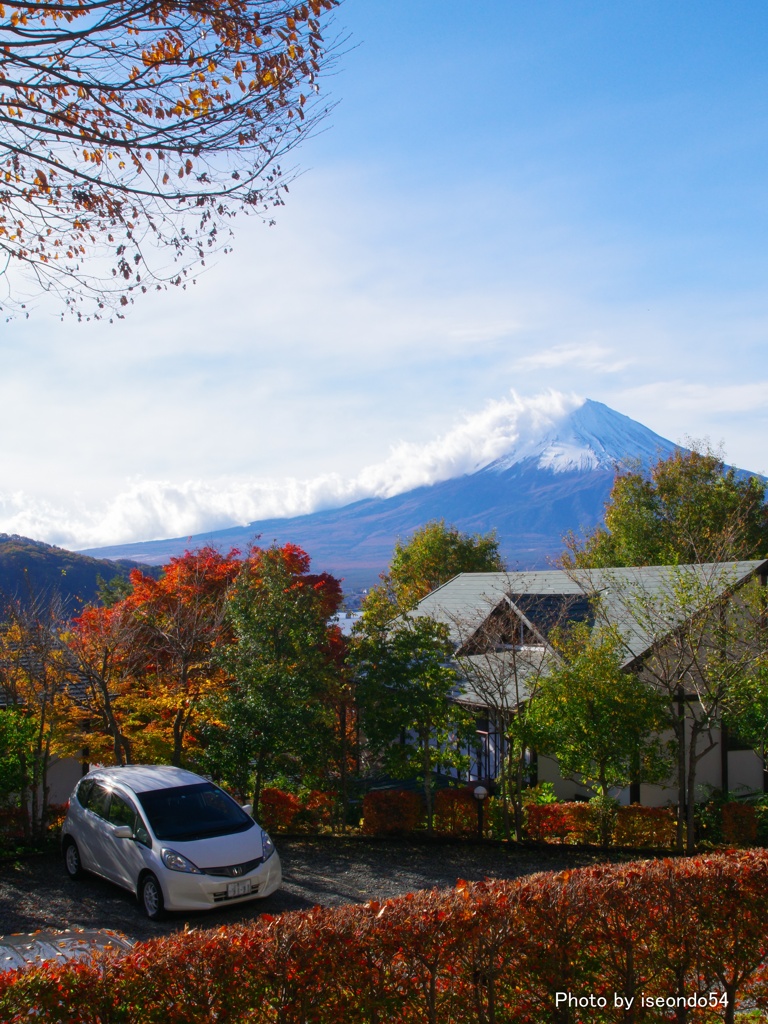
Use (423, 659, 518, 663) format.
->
(0, 390, 584, 550)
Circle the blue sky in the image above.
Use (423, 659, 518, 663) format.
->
(2, 0, 768, 549)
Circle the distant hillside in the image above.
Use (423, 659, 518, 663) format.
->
(83, 401, 685, 596)
(0, 534, 158, 617)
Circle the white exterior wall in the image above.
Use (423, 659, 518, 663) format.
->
(729, 749, 764, 794)
(535, 722, 765, 808)
(46, 755, 82, 805)
(537, 754, 592, 801)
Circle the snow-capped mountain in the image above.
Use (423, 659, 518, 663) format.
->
(484, 399, 678, 475)
(82, 400, 682, 590)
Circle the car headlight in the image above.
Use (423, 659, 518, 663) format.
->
(161, 848, 201, 873)
(261, 829, 275, 861)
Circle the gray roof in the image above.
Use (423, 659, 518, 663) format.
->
(455, 647, 553, 707)
(415, 570, 585, 633)
(414, 560, 768, 672)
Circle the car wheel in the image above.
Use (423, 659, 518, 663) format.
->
(139, 872, 165, 920)
(63, 838, 84, 880)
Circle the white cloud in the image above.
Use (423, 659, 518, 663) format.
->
(607, 380, 768, 477)
(0, 390, 584, 550)
(514, 343, 632, 374)
(617, 380, 768, 415)
(355, 389, 584, 496)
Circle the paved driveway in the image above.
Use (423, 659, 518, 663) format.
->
(0, 836, 628, 945)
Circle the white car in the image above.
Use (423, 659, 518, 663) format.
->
(61, 765, 282, 919)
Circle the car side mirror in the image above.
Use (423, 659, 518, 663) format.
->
(241, 803, 253, 816)
(112, 825, 133, 840)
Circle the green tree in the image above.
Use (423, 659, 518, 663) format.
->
(563, 443, 768, 852)
(95, 573, 134, 609)
(530, 622, 670, 844)
(0, 708, 36, 809)
(199, 543, 342, 816)
(723, 660, 768, 783)
(577, 564, 768, 853)
(563, 444, 768, 569)
(0, 592, 77, 840)
(352, 616, 475, 831)
(720, 581, 768, 786)
(362, 520, 504, 626)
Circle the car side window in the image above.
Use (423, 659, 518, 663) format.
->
(75, 779, 95, 808)
(108, 791, 152, 848)
(108, 793, 136, 829)
(87, 783, 111, 820)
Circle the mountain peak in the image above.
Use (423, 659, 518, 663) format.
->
(482, 398, 679, 476)
(80, 397, 765, 592)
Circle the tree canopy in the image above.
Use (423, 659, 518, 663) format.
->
(0, 0, 339, 318)
(563, 445, 768, 568)
(530, 623, 670, 810)
(201, 542, 343, 812)
(352, 615, 474, 831)
(362, 519, 505, 625)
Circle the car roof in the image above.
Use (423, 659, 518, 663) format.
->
(83, 764, 206, 794)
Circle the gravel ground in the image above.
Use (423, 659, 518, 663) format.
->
(0, 836, 637, 945)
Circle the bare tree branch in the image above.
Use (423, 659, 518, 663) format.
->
(0, 0, 341, 319)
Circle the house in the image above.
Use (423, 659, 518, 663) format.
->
(409, 559, 768, 806)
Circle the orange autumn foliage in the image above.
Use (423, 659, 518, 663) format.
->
(0, 0, 339, 318)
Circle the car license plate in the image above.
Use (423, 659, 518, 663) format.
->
(227, 880, 251, 898)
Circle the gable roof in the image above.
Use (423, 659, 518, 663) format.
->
(412, 560, 768, 670)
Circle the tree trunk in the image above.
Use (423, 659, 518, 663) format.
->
(172, 707, 185, 767)
(252, 755, 265, 822)
(18, 748, 30, 840)
(120, 733, 133, 766)
(512, 750, 525, 842)
(339, 702, 348, 832)
(423, 737, 433, 834)
(675, 690, 687, 853)
(499, 763, 511, 843)
(598, 772, 612, 848)
(685, 722, 703, 855)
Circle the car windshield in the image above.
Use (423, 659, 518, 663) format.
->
(135, 782, 254, 841)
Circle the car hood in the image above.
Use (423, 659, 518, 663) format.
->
(159, 824, 266, 868)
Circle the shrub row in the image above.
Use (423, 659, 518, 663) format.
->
(360, 792, 766, 849)
(526, 802, 679, 848)
(360, 791, 681, 847)
(361, 788, 478, 836)
(525, 802, 600, 844)
(260, 786, 765, 850)
(433, 787, 477, 836)
(361, 789, 424, 834)
(259, 788, 335, 833)
(721, 802, 759, 847)
(3, 850, 768, 1022)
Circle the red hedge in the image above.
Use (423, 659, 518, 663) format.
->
(433, 788, 477, 837)
(362, 789, 424, 834)
(3, 851, 768, 1022)
(722, 802, 758, 848)
(258, 789, 337, 833)
(525, 802, 599, 844)
(525, 802, 679, 849)
(304, 789, 335, 826)
(613, 805, 677, 848)
(259, 787, 301, 832)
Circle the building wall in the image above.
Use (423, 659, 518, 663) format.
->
(47, 756, 83, 805)
(533, 723, 765, 807)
